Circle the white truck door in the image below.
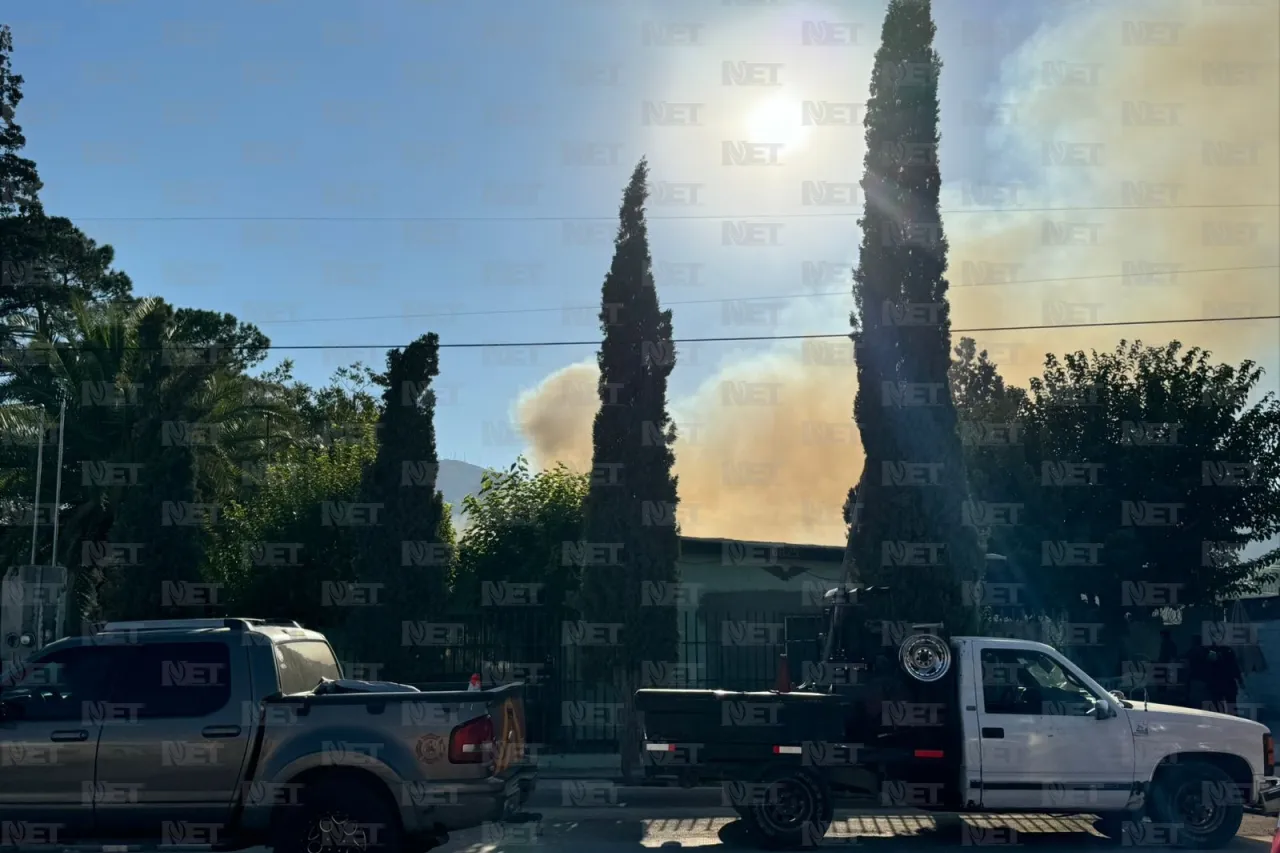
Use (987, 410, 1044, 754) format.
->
(972, 641, 1135, 812)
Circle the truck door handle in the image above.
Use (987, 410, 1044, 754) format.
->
(202, 725, 242, 739)
(981, 727, 1004, 739)
(50, 729, 88, 742)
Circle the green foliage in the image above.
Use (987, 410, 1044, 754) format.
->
(949, 338, 1280, 668)
(949, 338, 1038, 573)
(846, 0, 982, 633)
(346, 334, 450, 678)
(0, 26, 42, 221)
(0, 296, 286, 622)
(1, 28, 132, 346)
(1019, 340, 1280, 623)
(578, 159, 681, 779)
(207, 419, 379, 632)
(454, 456, 589, 610)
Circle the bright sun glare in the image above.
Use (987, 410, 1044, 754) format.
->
(744, 97, 812, 152)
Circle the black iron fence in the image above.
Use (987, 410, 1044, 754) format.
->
(398, 608, 813, 753)
(386, 607, 1160, 752)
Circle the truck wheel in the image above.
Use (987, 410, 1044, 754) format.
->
(1147, 762, 1243, 849)
(1094, 810, 1143, 844)
(273, 775, 404, 853)
(740, 771, 834, 850)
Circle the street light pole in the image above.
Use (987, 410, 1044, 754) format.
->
(29, 409, 44, 565)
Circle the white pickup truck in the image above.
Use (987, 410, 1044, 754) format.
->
(637, 586, 1277, 849)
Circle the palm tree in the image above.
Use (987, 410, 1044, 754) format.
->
(0, 298, 296, 623)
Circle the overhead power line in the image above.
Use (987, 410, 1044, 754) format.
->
(257, 313, 1280, 350)
(254, 264, 1280, 326)
(71, 202, 1279, 223)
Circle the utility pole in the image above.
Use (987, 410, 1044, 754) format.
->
(2, 400, 69, 660)
(28, 408, 43, 564)
(47, 397, 66, 644)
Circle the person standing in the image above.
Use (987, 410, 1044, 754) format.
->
(1211, 644, 1245, 715)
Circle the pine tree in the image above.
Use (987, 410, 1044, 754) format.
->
(0, 25, 43, 220)
(349, 334, 450, 679)
(1, 25, 132, 345)
(577, 159, 679, 780)
(844, 0, 981, 634)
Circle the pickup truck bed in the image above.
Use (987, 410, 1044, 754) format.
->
(240, 683, 536, 838)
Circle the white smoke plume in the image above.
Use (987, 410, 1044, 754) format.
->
(516, 0, 1279, 546)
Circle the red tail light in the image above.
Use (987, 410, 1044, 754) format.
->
(1266, 734, 1275, 776)
(449, 715, 495, 764)
(1270, 822, 1280, 853)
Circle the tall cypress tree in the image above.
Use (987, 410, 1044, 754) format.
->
(349, 333, 450, 678)
(844, 0, 980, 634)
(578, 159, 679, 780)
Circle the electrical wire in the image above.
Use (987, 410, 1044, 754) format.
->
(70, 202, 1279, 222)
(252, 264, 1280, 326)
(242, 313, 1280, 351)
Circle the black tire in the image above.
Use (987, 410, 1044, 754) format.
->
(273, 774, 405, 853)
(1094, 811, 1143, 844)
(1147, 762, 1244, 849)
(738, 771, 834, 850)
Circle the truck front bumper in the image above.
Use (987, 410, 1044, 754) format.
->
(1251, 778, 1280, 816)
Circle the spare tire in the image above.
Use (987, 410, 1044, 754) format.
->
(900, 633, 951, 682)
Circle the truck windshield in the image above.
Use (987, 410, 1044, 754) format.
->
(275, 640, 342, 694)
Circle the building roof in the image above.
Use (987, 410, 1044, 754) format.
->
(678, 535, 846, 565)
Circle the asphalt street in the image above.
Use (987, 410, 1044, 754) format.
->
(426, 787, 1278, 852)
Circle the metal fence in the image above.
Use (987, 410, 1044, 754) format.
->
(409, 608, 813, 753)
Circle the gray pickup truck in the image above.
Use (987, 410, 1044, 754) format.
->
(0, 617, 536, 853)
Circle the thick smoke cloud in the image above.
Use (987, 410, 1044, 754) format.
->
(516, 0, 1279, 546)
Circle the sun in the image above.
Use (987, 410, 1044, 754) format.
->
(744, 96, 812, 153)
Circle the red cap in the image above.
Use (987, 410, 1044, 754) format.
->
(469, 673, 482, 690)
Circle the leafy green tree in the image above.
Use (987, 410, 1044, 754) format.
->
(206, 417, 379, 633)
(948, 338, 1041, 611)
(454, 456, 589, 611)
(1, 27, 133, 347)
(844, 0, 981, 634)
(0, 25, 41, 221)
(1018, 340, 1280, 667)
(346, 334, 451, 679)
(0, 299, 285, 623)
(577, 159, 680, 780)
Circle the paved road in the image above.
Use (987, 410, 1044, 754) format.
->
(431, 814, 1276, 852)
(428, 788, 1277, 852)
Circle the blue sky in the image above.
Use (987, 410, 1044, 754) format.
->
(2, 0, 1193, 470)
